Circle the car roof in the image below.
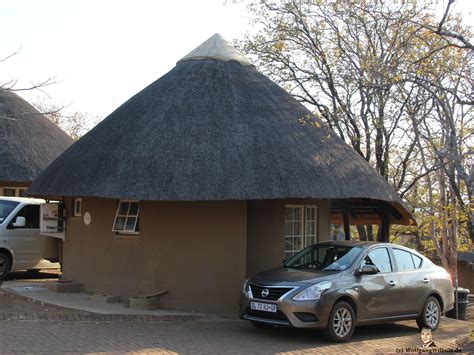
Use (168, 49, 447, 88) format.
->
(315, 240, 427, 257)
(316, 240, 381, 247)
(0, 196, 45, 204)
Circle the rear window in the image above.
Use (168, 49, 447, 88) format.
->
(393, 249, 415, 271)
(0, 200, 19, 224)
(411, 254, 423, 268)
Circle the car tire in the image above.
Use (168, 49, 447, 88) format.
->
(416, 296, 441, 330)
(324, 301, 356, 342)
(0, 252, 11, 280)
(250, 321, 273, 329)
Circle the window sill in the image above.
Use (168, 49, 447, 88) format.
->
(114, 231, 140, 239)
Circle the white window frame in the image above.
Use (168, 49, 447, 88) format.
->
(112, 200, 140, 235)
(73, 198, 82, 217)
(284, 205, 318, 259)
(304, 205, 318, 247)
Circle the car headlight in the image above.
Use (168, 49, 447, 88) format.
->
(293, 281, 332, 301)
(242, 278, 250, 292)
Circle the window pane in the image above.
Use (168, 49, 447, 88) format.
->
(294, 237, 301, 250)
(19, 189, 26, 197)
(284, 207, 293, 221)
(114, 217, 126, 231)
(284, 221, 293, 236)
(294, 221, 300, 235)
(3, 188, 16, 197)
(364, 248, 392, 272)
(412, 254, 422, 268)
(129, 202, 139, 216)
(393, 249, 415, 271)
(294, 207, 301, 220)
(118, 202, 129, 215)
(125, 217, 137, 231)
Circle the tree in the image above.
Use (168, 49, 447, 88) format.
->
(32, 98, 101, 140)
(0, 47, 55, 95)
(239, 0, 473, 274)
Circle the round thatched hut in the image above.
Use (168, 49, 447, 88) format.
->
(28, 34, 413, 317)
(0, 90, 73, 196)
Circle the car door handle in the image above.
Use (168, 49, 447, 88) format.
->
(388, 281, 397, 287)
(422, 278, 430, 283)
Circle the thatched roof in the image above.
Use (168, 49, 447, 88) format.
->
(0, 90, 73, 184)
(28, 34, 413, 224)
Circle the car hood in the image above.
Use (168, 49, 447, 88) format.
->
(251, 267, 341, 284)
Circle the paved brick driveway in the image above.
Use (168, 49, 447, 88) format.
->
(0, 316, 470, 354)
(0, 273, 472, 354)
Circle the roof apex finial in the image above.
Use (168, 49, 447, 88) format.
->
(177, 33, 253, 66)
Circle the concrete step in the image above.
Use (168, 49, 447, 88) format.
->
(47, 281, 83, 293)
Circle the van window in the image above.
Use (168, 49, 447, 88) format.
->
(12, 205, 40, 229)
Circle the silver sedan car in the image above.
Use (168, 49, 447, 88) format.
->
(240, 241, 454, 342)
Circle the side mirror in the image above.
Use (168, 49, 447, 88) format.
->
(13, 216, 26, 228)
(356, 264, 378, 276)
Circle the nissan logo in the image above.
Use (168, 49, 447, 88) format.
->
(261, 288, 269, 298)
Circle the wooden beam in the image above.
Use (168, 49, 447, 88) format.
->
(343, 208, 351, 240)
(377, 208, 390, 242)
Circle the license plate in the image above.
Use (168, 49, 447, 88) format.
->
(251, 301, 277, 313)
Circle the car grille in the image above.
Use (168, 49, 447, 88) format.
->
(246, 308, 289, 322)
(249, 283, 294, 301)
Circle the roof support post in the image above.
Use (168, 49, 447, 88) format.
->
(377, 208, 390, 242)
(343, 208, 351, 240)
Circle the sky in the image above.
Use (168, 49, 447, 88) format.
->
(0, 0, 473, 122)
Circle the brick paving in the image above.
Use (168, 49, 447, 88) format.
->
(0, 273, 472, 353)
(0, 316, 471, 353)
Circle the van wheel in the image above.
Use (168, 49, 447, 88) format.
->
(416, 296, 441, 330)
(0, 252, 11, 280)
(324, 301, 355, 342)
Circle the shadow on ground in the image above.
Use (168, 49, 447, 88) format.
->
(3, 269, 60, 281)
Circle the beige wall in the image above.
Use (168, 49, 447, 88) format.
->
(62, 197, 331, 317)
(62, 197, 247, 317)
(246, 199, 331, 277)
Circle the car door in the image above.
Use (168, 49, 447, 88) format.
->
(356, 246, 402, 320)
(6, 204, 42, 270)
(391, 247, 430, 315)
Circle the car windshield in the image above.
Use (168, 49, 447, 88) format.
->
(284, 245, 363, 271)
(0, 200, 19, 224)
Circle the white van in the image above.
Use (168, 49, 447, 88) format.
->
(0, 196, 61, 279)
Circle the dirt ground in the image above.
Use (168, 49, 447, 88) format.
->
(468, 296, 474, 321)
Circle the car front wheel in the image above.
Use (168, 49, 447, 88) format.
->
(416, 296, 441, 330)
(324, 301, 355, 342)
